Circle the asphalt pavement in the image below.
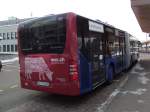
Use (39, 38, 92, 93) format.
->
(0, 60, 40, 112)
(0, 58, 128, 112)
(0, 53, 150, 112)
(106, 53, 150, 112)
(0, 61, 19, 89)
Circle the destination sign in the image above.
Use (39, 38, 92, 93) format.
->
(89, 21, 104, 33)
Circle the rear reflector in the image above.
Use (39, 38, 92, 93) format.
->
(69, 63, 79, 80)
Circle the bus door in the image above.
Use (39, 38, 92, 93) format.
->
(118, 31, 126, 70)
(111, 30, 126, 72)
(77, 17, 105, 89)
(106, 28, 126, 73)
(90, 35, 105, 87)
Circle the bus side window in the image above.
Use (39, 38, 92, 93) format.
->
(77, 16, 91, 61)
(83, 38, 91, 61)
(77, 34, 91, 61)
(107, 33, 116, 56)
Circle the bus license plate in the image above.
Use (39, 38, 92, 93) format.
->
(37, 81, 49, 87)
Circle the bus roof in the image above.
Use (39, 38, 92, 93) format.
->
(18, 12, 127, 34)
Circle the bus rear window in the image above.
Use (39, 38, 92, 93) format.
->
(19, 15, 66, 54)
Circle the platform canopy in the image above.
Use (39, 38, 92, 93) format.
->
(131, 0, 150, 33)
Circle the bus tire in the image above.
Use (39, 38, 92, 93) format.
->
(106, 65, 114, 84)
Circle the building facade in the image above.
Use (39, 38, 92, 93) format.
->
(0, 24, 18, 54)
(0, 17, 33, 54)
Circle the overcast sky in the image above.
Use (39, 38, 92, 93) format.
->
(0, 0, 148, 41)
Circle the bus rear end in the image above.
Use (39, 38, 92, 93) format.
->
(18, 13, 80, 96)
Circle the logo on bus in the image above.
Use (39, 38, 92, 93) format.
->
(50, 58, 65, 64)
(25, 57, 53, 81)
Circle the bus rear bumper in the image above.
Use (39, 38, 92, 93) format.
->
(21, 79, 80, 96)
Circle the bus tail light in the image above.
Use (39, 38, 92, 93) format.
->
(69, 63, 79, 81)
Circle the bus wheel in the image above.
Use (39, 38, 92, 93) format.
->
(106, 65, 114, 84)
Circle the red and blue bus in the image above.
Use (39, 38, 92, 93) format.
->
(18, 12, 138, 96)
(129, 35, 140, 64)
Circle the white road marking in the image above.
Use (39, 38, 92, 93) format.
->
(135, 64, 144, 71)
(130, 63, 144, 74)
(97, 89, 120, 112)
(2, 67, 20, 72)
(0, 90, 4, 92)
(121, 88, 147, 95)
(137, 99, 144, 103)
(1, 69, 15, 72)
(10, 85, 18, 89)
(138, 72, 147, 76)
(1, 57, 18, 64)
(122, 110, 139, 112)
(138, 76, 150, 85)
(137, 71, 150, 85)
(4, 64, 19, 69)
(0, 90, 4, 94)
(97, 75, 129, 112)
